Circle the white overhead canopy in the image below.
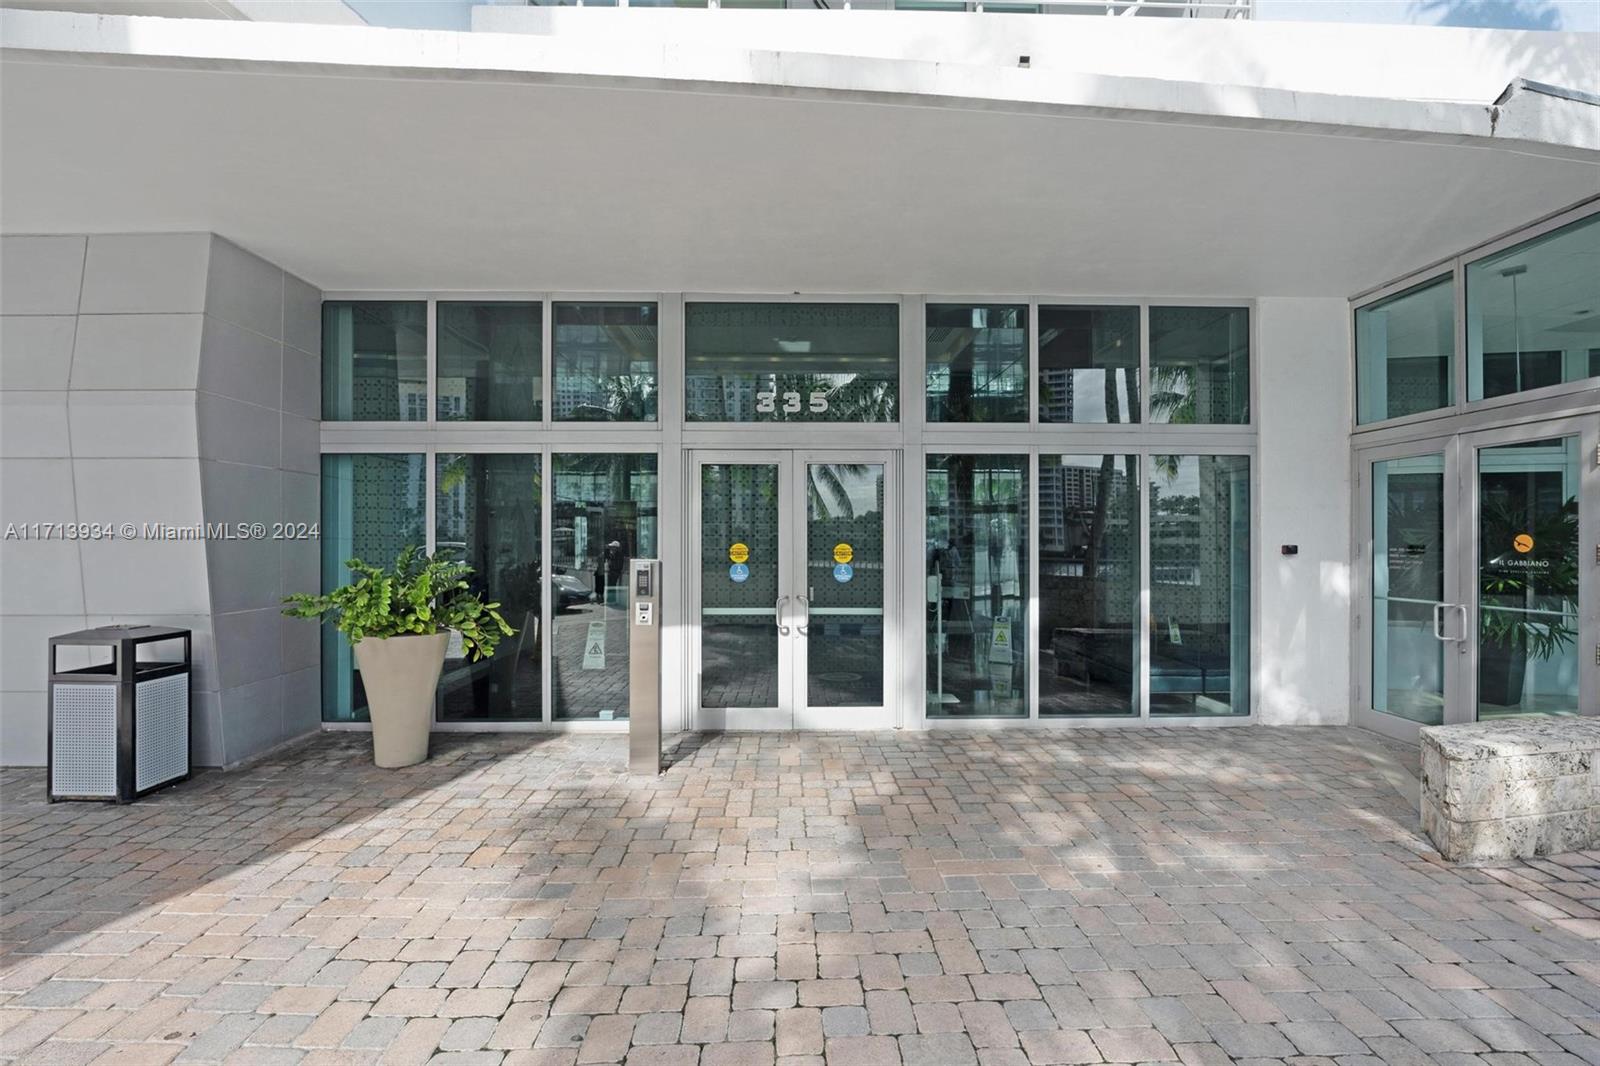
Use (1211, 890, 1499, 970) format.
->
(2, 9, 1596, 295)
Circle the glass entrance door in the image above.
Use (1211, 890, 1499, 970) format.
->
(1363, 444, 1460, 731)
(1471, 430, 1585, 719)
(692, 451, 895, 730)
(1358, 416, 1595, 738)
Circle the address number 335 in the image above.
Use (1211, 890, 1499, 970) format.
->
(756, 390, 829, 415)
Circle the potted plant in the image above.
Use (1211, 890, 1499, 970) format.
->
(284, 547, 513, 767)
(1477, 495, 1578, 709)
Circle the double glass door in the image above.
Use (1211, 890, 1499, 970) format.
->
(692, 450, 895, 729)
(1359, 416, 1595, 738)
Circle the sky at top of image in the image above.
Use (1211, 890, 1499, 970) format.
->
(1256, 0, 1596, 30)
(347, 0, 1599, 31)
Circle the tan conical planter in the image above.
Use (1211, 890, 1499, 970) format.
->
(353, 632, 448, 768)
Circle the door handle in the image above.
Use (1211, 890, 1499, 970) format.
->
(1432, 602, 1468, 642)
(775, 596, 790, 636)
(796, 595, 810, 635)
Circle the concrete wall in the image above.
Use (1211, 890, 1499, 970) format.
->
(1255, 298, 1352, 725)
(0, 233, 321, 766)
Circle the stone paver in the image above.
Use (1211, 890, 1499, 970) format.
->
(3, 728, 1598, 1066)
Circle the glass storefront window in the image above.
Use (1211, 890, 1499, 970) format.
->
(685, 302, 899, 423)
(319, 453, 427, 722)
(1149, 454, 1250, 716)
(1150, 307, 1250, 424)
(1476, 436, 1580, 718)
(926, 454, 1028, 718)
(554, 303, 659, 422)
(435, 454, 542, 722)
(926, 304, 1027, 422)
(551, 453, 658, 720)
(1039, 454, 1140, 717)
(1467, 214, 1600, 401)
(322, 301, 427, 421)
(1037, 306, 1139, 424)
(1356, 277, 1454, 424)
(436, 302, 541, 421)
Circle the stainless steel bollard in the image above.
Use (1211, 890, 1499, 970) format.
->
(628, 559, 662, 775)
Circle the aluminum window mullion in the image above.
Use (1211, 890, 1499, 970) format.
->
(426, 298, 437, 427)
(1138, 448, 1152, 721)
(1454, 258, 1474, 410)
(1027, 449, 1039, 722)
(425, 445, 438, 726)
(542, 295, 554, 427)
(541, 447, 553, 726)
(1028, 300, 1040, 428)
(1139, 304, 1151, 426)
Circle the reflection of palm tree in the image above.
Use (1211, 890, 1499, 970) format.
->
(600, 374, 655, 421)
(1149, 365, 1196, 425)
(808, 464, 868, 520)
(774, 372, 897, 423)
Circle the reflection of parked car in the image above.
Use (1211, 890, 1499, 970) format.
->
(552, 571, 591, 611)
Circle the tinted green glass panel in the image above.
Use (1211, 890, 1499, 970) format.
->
(926, 304, 1027, 423)
(435, 454, 542, 722)
(685, 303, 898, 423)
(926, 454, 1028, 718)
(551, 453, 658, 720)
(436, 302, 541, 421)
(807, 462, 886, 707)
(700, 463, 780, 708)
(319, 453, 426, 722)
(1371, 454, 1446, 725)
(321, 301, 427, 421)
(1477, 436, 1580, 718)
(1039, 454, 1139, 717)
(1468, 214, 1600, 401)
(554, 303, 659, 422)
(1037, 306, 1139, 424)
(1149, 454, 1250, 716)
(1356, 277, 1454, 424)
(1150, 307, 1249, 424)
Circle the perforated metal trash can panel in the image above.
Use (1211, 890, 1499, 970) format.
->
(135, 674, 188, 791)
(51, 683, 117, 797)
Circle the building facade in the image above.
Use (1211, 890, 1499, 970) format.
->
(0, 2, 1595, 765)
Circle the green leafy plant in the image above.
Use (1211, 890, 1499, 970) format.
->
(1478, 495, 1578, 660)
(283, 547, 513, 661)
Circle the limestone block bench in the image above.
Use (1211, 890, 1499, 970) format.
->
(1420, 718, 1600, 864)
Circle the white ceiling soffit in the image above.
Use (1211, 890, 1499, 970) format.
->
(1, 8, 1597, 295)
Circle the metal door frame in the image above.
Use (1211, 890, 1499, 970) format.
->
(1354, 413, 1598, 740)
(793, 450, 899, 731)
(1353, 433, 1464, 742)
(1458, 414, 1597, 723)
(688, 448, 900, 730)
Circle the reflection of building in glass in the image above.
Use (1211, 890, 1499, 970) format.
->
(433, 378, 465, 421)
(1038, 368, 1076, 426)
(553, 315, 657, 419)
(1038, 463, 1129, 558)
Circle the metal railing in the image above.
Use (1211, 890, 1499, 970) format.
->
(516, 0, 1253, 17)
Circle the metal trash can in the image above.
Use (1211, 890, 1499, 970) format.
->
(48, 625, 192, 803)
